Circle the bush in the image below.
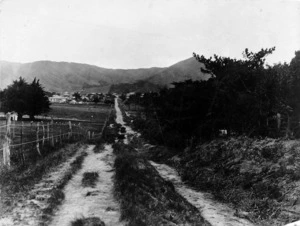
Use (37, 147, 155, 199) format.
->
(82, 172, 99, 187)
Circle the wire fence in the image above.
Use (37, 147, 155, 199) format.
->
(0, 109, 112, 168)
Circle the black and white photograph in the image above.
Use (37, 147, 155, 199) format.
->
(0, 0, 300, 225)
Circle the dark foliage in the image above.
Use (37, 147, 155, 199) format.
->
(0, 77, 50, 119)
(126, 48, 300, 148)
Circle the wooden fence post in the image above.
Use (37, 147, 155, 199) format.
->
(3, 113, 11, 167)
(21, 121, 24, 164)
(47, 122, 50, 143)
(42, 122, 45, 146)
(55, 123, 58, 143)
(68, 121, 72, 140)
(12, 120, 15, 138)
(78, 123, 81, 138)
(36, 122, 41, 156)
(60, 123, 62, 144)
(51, 119, 54, 147)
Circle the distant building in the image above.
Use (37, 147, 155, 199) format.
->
(49, 95, 67, 103)
(69, 100, 77, 104)
(0, 112, 18, 121)
(0, 112, 5, 119)
(10, 112, 18, 121)
(63, 92, 71, 98)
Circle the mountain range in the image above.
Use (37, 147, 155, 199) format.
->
(0, 57, 210, 93)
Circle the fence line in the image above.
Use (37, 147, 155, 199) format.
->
(9, 132, 71, 148)
(88, 106, 113, 140)
(0, 115, 111, 168)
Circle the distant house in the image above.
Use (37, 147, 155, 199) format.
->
(69, 100, 77, 104)
(0, 112, 5, 119)
(10, 112, 18, 121)
(49, 95, 67, 103)
(0, 112, 18, 121)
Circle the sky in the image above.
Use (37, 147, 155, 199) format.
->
(0, 0, 299, 69)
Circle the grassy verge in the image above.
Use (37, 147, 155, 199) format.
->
(40, 150, 88, 225)
(113, 141, 210, 226)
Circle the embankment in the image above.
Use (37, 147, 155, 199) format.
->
(149, 137, 300, 225)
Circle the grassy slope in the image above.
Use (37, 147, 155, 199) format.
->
(148, 138, 300, 225)
(112, 141, 210, 226)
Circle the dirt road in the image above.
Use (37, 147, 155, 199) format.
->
(50, 144, 124, 226)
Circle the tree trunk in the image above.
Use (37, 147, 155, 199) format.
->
(18, 114, 23, 121)
(286, 114, 291, 138)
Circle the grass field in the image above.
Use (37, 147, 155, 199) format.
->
(48, 103, 112, 122)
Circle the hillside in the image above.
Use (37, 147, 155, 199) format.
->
(109, 57, 211, 93)
(146, 57, 211, 86)
(0, 57, 209, 93)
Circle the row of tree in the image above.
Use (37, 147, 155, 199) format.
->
(125, 48, 300, 148)
(0, 77, 50, 120)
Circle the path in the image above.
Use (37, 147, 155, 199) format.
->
(50, 144, 124, 226)
(114, 97, 136, 144)
(150, 161, 255, 226)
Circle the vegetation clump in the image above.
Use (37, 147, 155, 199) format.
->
(82, 172, 99, 187)
(71, 217, 105, 226)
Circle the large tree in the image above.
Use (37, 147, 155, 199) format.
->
(1, 77, 29, 119)
(73, 92, 81, 101)
(1, 77, 50, 120)
(27, 78, 51, 119)
(192, 47, 279, 136)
